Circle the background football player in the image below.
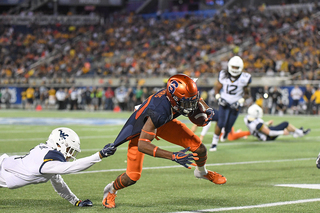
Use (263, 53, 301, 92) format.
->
(244, 104, 310, 141)
(0, 127, 116, 207)
(102, 74, 227, 209)
(209, 56, 251, 151)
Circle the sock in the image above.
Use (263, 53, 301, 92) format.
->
(196, 165, 208, 175)
(200, 122, 211, 137)
(110, 187, 116, 194)
(295, 128, 303, 135)
(211, 134, 219, 145)
(113, 173, 126, 191)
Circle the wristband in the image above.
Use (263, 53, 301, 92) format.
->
(238, 98, 245, 104)
(141, 129, 156, 136)
(153, 146, 158, 157)
(75, 200, 81, 206)
(215, 94, 221, 100)
(139, 138, 151, 143)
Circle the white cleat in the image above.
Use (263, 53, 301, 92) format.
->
(209, 144, 217, 152)
(102, 181, 115, 202)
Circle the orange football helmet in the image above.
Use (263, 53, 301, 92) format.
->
(166, 74, 199, 116)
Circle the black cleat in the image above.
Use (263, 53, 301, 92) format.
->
(303, 128, 311, 135)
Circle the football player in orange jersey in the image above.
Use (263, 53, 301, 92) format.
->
(102, 74, 227, 208)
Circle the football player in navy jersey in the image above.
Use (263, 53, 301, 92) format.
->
(102, 74, 227, 209)
(0, 127, 116, 207)
(244, 104, 310, 141)
(209, 56, 252, 151)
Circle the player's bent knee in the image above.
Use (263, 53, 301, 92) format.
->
(126, 171, 141, 182)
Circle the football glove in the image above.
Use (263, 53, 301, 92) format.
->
(99, 143, 117, 158)
(230, 98, 245, 111)
(203, 108, 214, 126)
(230, 101, 240, 110)
(75, 199, 93, 207)
(218, 98, 228, 107)
(172, 147, 199, 169)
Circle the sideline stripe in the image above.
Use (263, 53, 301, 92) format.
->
(0, 135, 117, 142)
(0, 127, 120, 134)
(172, 198, 320, 212)
(0, 117, 127, 125)
(72, 158, 313, 175)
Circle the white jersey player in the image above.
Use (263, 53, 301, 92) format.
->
(209, 56, 251, 151)
(244, 104, 310, 141)
(0, 127, 116, 207)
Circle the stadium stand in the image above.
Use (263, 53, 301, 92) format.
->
(0, 1, 318, 84)
(0, 0, 319, 114)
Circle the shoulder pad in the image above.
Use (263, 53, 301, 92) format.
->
(43, 150, 66, 162)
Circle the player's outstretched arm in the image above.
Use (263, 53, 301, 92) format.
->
(50, 174, 92, 207)
(137, 118, 198, 169)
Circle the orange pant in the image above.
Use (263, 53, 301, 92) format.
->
(126, 119, 202, 181)
(227, 127, 251, 141)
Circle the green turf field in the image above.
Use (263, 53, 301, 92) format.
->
(0, 110, 319, 213)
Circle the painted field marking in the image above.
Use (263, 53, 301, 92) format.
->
(275, 184, 320, 190)
(73, 157, 313, 175)
(171, 198, 320, 212)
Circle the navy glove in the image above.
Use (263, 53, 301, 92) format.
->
(172, 147, 199, 169)
(75, 199, 93, 207)
(230, 101, 240, 110)
(218, 98, 228, 107)
(203, 108, 214, 126)
(99, 143, 117, 158)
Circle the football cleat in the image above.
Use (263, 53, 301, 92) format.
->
(303, 128, 311, 135)
(102, 182, 117, 208)
(209, 144, 217, 152)
(316, 153, 320, 169)
(194, 170, 227, 185)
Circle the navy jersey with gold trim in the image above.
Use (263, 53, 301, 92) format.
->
(113, 89, 180, 147)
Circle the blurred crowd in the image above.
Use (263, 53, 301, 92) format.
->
(1, 82, 320, 116)
(1, 3, 320, 84)
(251, 84, 320, 116)
(0, 84, 153, 112)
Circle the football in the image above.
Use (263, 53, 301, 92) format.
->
(188, 100, 209, 126)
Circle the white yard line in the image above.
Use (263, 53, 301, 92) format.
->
(72, 158, 313, 175)
(0, 127, 119, 134)
(171, 198, 320, 212)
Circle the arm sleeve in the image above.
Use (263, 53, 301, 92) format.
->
(50, 174, 79, 205)
(41, 152, 101, 175)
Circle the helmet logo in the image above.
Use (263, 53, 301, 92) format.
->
(59, 130, 69, 140)
(168, 80, 179, 95)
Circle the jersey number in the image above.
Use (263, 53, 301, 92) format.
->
(227, 85, 237, 95)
